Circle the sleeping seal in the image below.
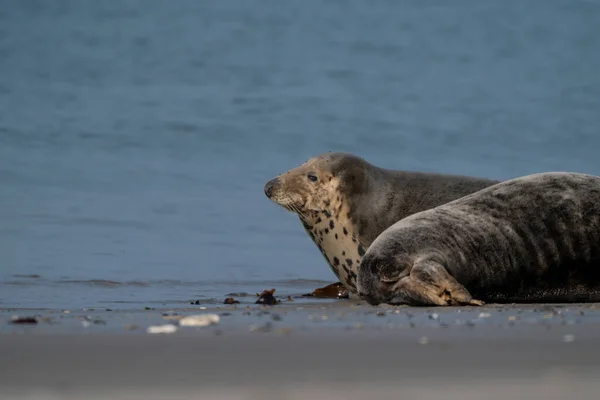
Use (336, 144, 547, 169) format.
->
(356, 172, 600, 306)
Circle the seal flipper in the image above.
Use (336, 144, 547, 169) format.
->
(399, 260, 484, 306)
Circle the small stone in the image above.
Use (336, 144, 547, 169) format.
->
(63, 310, 70, 314)
(124, 324, 139, 331)
(429, 313, 439, 320)
(478, 312, 491, 318)
(179, 314, 220, 327)
(563, 334, 575, 343)
(224, 297, 240, 305)
(249, 322, 273, 333)
(10, 316, 38, 325)
(508, 316, 518, 321)
(376, 311, 386, 317)
(271, 314, 282, 321)
(147, 324, 177, 334)
(276, 327, 292, 335)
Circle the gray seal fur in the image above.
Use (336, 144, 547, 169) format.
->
(356, 172, 600, 306)
(264, 152, 498, 294)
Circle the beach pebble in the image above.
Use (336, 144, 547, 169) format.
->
(10, 316, 38, 325)
(478, 312, 491, 319)
(249, 322, 273, 333)
(429, 313, 439, 320)
(563, 334, 575, 343)
(124, 324, 139, 331)
(147, 324, 178, 334)
(179, 314, 220, 327)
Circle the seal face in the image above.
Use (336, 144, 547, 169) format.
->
(356, 172, 600, 306)
(264, 152, 498, 294)
(264, 154, 366, 291)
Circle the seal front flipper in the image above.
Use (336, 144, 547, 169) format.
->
(406, 260, 484, 307)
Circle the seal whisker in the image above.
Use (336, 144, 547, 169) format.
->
(289, 204, 310, 221)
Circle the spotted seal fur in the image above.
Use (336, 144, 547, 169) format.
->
(264, 152, 498, 294)
(356, 172, 600, 306)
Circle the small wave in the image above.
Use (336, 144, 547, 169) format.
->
(224, 292, 254, 297)
(57, 279, 149, 287)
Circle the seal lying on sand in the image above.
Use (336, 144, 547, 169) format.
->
(356, 172, 600, 306)
(264, 152, 498, 295)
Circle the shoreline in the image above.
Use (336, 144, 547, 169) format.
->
(3, 302, 600, 399)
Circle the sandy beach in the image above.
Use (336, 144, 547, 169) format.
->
(3, 299, 600, 400)
(2, 2, 600, 399)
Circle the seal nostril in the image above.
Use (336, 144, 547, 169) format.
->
(264, 178, 278, 198)
(359, 292, 380, 306)
(265, 184, 273, 198)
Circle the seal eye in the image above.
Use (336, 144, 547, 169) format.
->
(307, 174, 318, 182)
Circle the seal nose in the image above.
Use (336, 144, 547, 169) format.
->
(264, 178, 279, 198)
(359, 292, 380, 306)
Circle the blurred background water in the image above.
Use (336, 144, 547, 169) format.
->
(0, 0, 599, 309)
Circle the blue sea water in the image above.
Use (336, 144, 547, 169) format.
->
(1, 0, 599, 309)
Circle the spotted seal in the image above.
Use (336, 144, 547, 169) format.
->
(356, 172, 600, 306)
(263, 152, 498, 295)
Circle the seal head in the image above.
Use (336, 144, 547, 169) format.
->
(265, 153, 369, 291)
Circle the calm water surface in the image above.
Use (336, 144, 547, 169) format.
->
(1, 0, 599, 309)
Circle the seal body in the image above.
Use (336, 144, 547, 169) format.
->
(264, 152, 498, 294)
(357, 172, 600, 306)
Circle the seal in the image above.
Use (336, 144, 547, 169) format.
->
(356, 172, 600, 307)
(264, 152, 498, 295)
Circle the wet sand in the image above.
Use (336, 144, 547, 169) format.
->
(2, 299, 600, 399)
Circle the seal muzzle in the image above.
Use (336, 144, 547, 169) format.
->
(264, 178, 279, 198)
